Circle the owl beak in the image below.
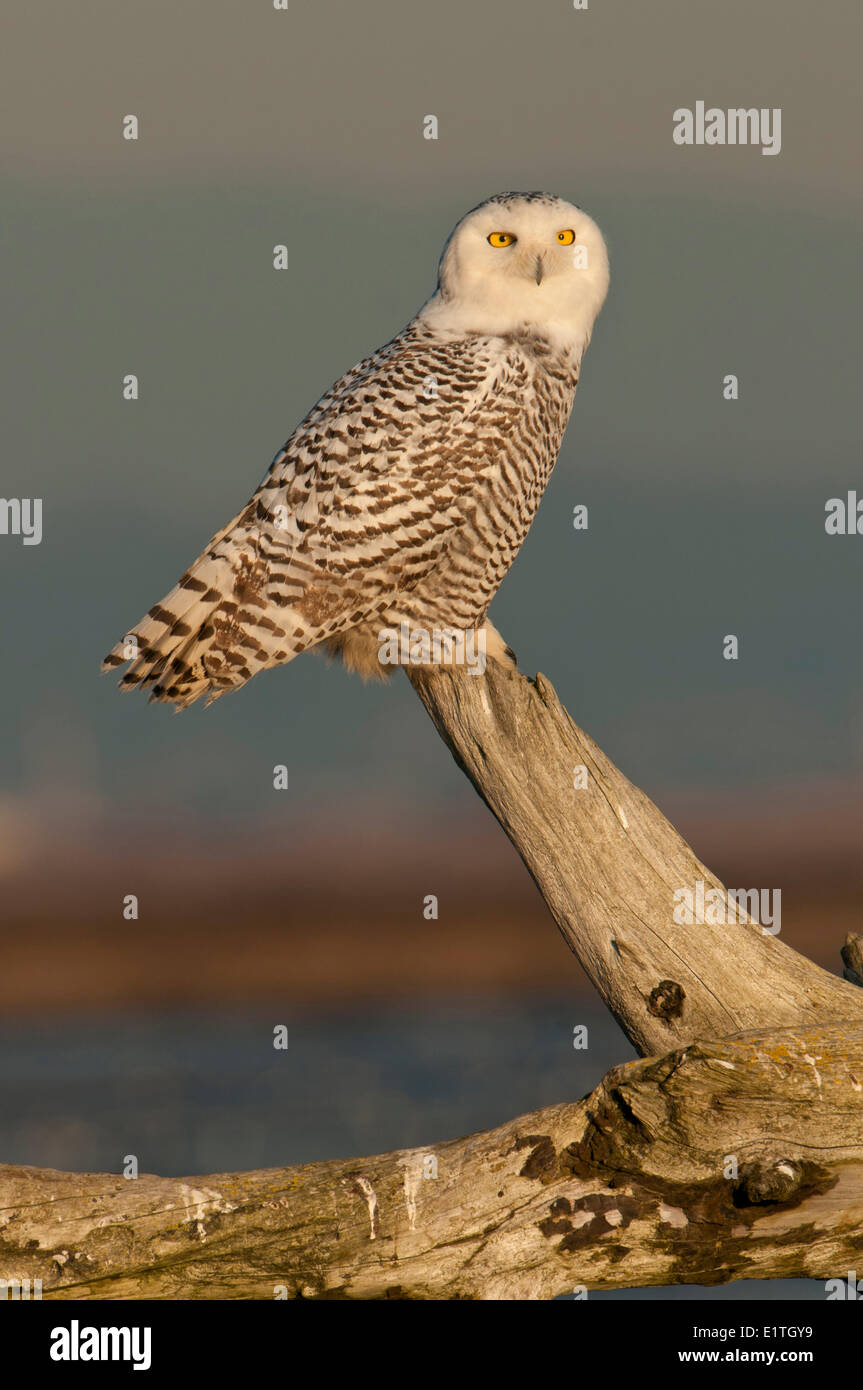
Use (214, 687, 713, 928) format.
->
(533, 255, 545, 286)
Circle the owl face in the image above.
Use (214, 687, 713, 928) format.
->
(426, 192, 609, 352)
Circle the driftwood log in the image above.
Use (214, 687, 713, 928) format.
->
(2, 662, 862, 1299)
(407, 665, 863, 1055)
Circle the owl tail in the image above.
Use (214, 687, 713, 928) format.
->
(102, 553, 235, 710)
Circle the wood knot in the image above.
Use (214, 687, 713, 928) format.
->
(841, 933, 863, 987)
(734, 1159, 805, 1206)
(647, 979, 685, 1020)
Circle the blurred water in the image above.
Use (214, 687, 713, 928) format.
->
(0, 997, 824, 1300)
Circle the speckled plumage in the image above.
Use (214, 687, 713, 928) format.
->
(103, 192, 609, 707)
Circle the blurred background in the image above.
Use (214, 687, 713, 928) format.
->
(1, 0, 861, 1298)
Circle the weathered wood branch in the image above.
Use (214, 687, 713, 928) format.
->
(407, 663, 863, 1055)
(2, 1025, 861, 1299)
(3, 663, 861, 1298)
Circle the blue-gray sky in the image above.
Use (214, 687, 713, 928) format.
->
(1, 0, 862, 858)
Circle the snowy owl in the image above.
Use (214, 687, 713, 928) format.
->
(103, 191, 609, 707)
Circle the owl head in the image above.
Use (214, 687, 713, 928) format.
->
(424, 191, 609, 354)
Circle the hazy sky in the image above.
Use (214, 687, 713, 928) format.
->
(1, 0, 862, 846)
(3, 0, 862, 203)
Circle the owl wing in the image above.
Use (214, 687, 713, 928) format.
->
(103, 326, 527, 708)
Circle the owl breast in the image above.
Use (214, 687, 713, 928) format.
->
(391, 329, 579, 634)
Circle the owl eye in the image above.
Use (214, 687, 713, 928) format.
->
(556, 229, 576, 245)
(487, 232, 517, 247)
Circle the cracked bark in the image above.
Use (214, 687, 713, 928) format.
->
(2, 663, 862, 1299)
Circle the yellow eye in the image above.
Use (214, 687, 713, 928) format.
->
(556, 229, 576, 245)
(487, 232, 516, 247)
